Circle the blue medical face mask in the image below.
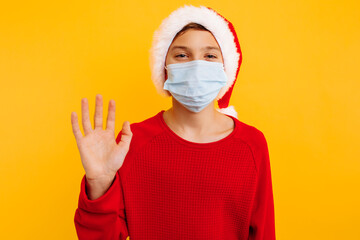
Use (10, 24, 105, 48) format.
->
(163, 60, 227, 113)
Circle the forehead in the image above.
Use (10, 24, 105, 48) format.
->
(168, 29, 221, 50)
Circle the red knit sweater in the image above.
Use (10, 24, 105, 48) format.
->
(74, 110, 276, 240)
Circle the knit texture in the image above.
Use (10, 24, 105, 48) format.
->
(74, 110, 276, 240)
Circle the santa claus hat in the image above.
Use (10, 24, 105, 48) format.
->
(149, 5, 242, 119)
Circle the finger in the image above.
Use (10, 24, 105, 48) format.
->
(118, 121, 132, 146)
(94, 94, 103, 129)
(81, 98, 92, 135)
(106, 99, 116, 131)
(71, 112, 83, 141)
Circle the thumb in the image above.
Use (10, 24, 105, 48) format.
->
(118, 121, 132, 147)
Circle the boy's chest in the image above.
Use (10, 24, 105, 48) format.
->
(123, 139, 257, 203)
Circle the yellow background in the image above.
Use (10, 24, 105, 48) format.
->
(1, 0, 359, 239)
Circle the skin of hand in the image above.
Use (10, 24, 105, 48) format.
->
(71, 94, 132, 199)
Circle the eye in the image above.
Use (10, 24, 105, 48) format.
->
(206, 54, 217, 59)
(175, 53, 187, 58)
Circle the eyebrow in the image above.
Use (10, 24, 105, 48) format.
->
(169, 45, 221, 52)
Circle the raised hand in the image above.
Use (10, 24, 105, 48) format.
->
(71, 94, 132, 199)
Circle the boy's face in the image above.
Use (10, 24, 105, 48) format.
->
(165, 29, 224, 67)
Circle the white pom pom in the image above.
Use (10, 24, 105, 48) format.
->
(216, 105, 238, 119)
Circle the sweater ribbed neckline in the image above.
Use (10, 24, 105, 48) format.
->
(157, 110, 238, 149)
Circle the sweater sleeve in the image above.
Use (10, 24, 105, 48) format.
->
(74, 130, 129, 240)
(248, 131, 276, 240)
(74, 171, 129, 240)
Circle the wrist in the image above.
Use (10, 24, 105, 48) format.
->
(85, 174, 116, 200)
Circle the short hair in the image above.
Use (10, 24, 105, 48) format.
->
(173, 22, 210, 41)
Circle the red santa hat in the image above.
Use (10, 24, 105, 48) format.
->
(149, 5, 242, 119)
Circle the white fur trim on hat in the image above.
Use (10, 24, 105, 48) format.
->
(149, 5, 240, 101)
(216, 105, 238, 119)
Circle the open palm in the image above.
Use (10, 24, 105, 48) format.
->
(71, 94, 132, 182)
